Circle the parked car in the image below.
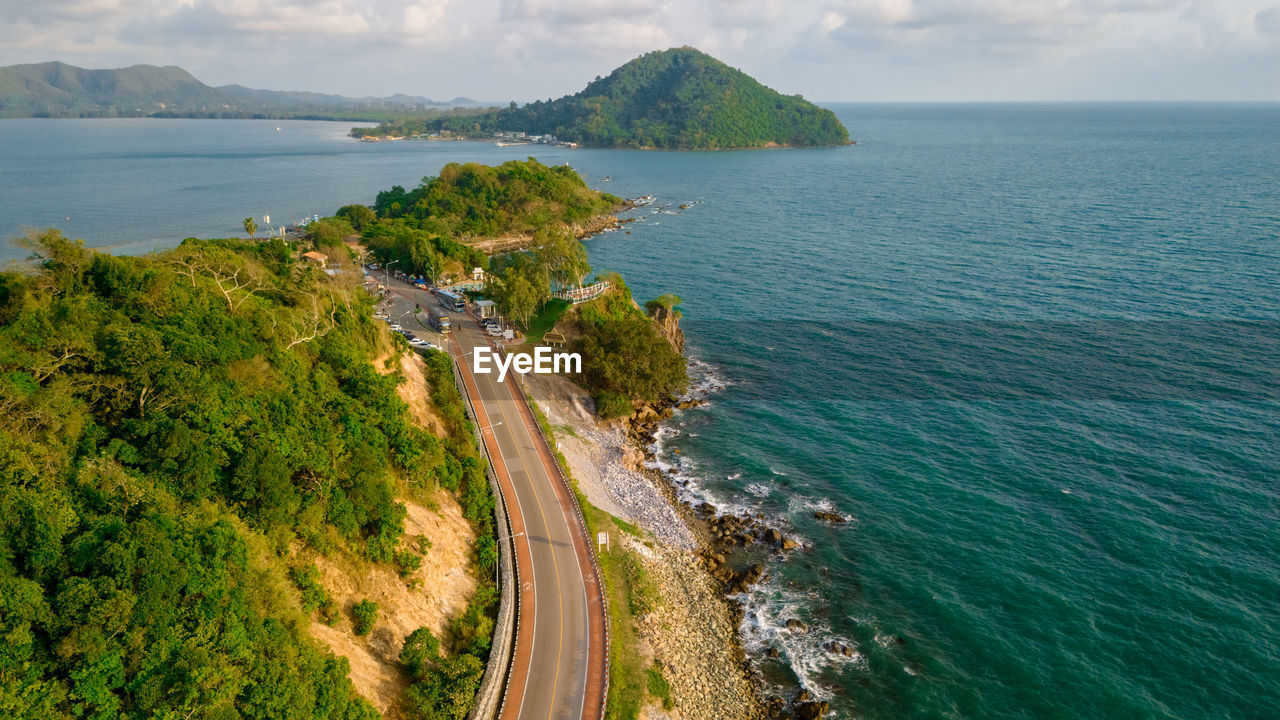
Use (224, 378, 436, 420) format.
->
(409, 337, 428, 347)
(485, 325, 504, 337)
(389, 323, 402, 332)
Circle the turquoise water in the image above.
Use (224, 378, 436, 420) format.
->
(2, 106, 1278, 719)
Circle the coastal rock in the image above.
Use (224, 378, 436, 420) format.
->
(794, 701, 829, 720)
(647, 300, 686, 354)
(785, 619, 808, 635)
(765, 647, 781, 658)
(763, 528, 782, 545)
(727, 563, 764, 594)
(780, 537, 800, 551)
(813, 511, 846, 524)
(823, 641, 854, 657)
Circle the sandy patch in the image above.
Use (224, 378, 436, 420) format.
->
(311, 491, 477, 714)
(394, 352, 446, 436)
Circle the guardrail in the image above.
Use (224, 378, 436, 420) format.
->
(513, 381, 611, 720)
(552, 281, 611, 304)
(455, 348, 521, 720)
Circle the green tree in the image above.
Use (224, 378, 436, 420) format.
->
(504, 272, 538, 330)
(243, 216, 257, 239)
(400, 627, 441, 678)
(336, 204, 376, 231)
(535, 227, 590, 290)
(352, 599, 379, 636)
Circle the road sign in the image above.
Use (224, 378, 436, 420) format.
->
(597, 532, 609, 552)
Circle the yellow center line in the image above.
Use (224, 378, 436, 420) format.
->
(478, 331, 566, 720)
(502, 395, 565, 720)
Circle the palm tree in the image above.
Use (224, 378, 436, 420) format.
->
(243, 217, 257, 239)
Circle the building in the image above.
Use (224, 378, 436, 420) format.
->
(301, 251, 327, 268)
(475, 299, 497, 319)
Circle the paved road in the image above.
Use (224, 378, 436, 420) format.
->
(377, 275, 606, 720)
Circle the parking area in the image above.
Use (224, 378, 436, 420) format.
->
(365, 265, 522, 353)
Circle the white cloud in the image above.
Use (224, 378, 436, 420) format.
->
(0, 0, 1276, 99)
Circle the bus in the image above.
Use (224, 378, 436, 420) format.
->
(438, 290, 465, 312)
(428, 308, 452, 333)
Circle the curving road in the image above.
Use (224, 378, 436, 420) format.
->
(376, 276, 606, 720)
(439, 302, 606, 720)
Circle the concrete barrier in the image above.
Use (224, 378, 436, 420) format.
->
(454, 358, 519, 720)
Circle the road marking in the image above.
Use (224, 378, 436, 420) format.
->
(477, 331, 567, 720)
(503, 401, 568, 720)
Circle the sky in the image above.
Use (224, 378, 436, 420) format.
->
(1, 0, 1278, 102)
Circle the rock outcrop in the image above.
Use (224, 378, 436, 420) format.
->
(647, 302, 685, 354)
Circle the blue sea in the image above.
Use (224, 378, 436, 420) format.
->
(2, 106, 1277, 719)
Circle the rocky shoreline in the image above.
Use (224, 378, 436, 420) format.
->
(626, 403, 838, 720)
(525, 364, 835, 720)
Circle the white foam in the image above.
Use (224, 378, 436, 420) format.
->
(737, 577, 867, 703)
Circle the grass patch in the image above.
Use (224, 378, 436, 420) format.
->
(647, 660, 675, 711)
(525, 394, 652, 720)
(525, 297, 571, 341)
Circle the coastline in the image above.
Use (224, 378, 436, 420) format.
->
(523, 360, 829, 720)
(522, 372, 765, 720)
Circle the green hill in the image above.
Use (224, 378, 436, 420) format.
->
(0, 232, 497, 719)
(413, 47, 849, 149)
(0, 62, 487, 119)
(0, 62, 229, 117)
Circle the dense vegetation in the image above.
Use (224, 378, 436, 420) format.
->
(572, 275, 688, 417)
(484, 226, 588, 328)
(0, 231, 494, 719)
(366, 47, 849, 149)
(358, 158, 618, 282)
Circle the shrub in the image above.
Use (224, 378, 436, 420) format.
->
(595, 391, 632, 419)
(400, 627, 441, 678)
(352, 599, 379, 636)
(394, 549, 423, 578)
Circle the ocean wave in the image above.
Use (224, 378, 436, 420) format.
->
(739, 580, 867, 701)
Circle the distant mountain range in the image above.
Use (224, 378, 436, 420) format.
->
(379, 47, 850, 149)
(0, 62, 487, 119)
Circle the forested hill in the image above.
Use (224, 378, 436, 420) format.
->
(0, 232, 495, 719)
(408, 47, 850, 149)
(0, 61, 487, 119)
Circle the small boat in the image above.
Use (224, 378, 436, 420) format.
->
(633, 194, 655, 206)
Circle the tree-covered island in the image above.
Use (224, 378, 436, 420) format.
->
(351, 47, 850, 150)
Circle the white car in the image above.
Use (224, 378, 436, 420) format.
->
(409, 337, 428, 347)
(389, 323, 403, 332)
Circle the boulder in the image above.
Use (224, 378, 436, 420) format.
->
(781, 537, 800, 550)
(795, 701, 829, 720)
(813, 511, 846, 524)
(785, 618, 808, 634)
(727, 563, 764, 593)
(763, 528, 783, 545)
